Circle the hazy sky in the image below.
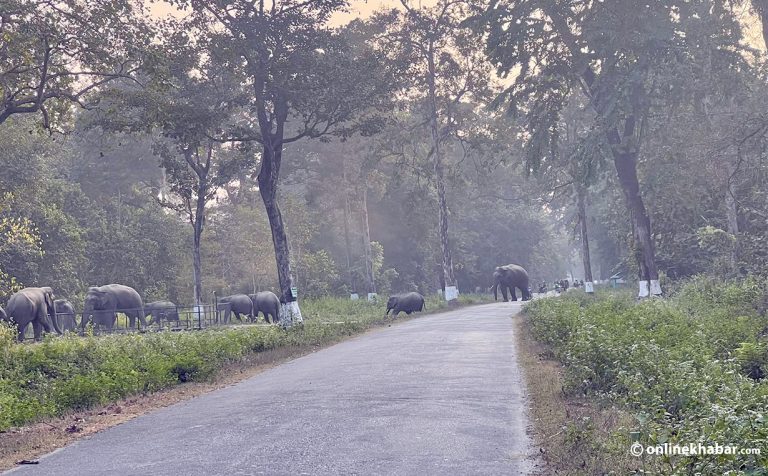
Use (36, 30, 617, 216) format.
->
(148, 1, 765, 51)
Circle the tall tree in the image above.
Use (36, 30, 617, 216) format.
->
(475, 0, 747, 296)
(373, 0, 492, 301)
(97, 25, 240, 305)
(0, 0, 149, 128)
(172, 3, 394, 325)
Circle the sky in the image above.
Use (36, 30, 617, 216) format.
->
(149, 1, 766, 51)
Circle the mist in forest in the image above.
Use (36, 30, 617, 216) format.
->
(1, 0, 767, 308)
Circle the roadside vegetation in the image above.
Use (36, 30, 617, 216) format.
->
(522, 280, 768, 475)
(0, 294, 488, 432)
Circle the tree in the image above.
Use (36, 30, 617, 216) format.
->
(96, 25, 241, 305)
(475, 0, 748, 296)
(372, 0, 492, 301)
(173, 2, 394, 325)
(0, 0, 149, 128)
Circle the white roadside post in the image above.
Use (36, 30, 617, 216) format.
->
(585, 281, 595, 294)
(638, 280, 650, 298)
(350, 293, 359, 301)
(367, 293, 377, 303)
(650, 280, 662, 296)
(444, 285, 459, 302)
(280, 286, 303, 328)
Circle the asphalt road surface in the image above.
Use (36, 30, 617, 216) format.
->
(8, 302, 535, 476)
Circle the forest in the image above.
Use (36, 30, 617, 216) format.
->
(3, 1, 768, 473)
(1, 0, 768, 315)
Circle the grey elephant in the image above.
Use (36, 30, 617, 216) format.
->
(3, 287, 62, 341)
(217, 294, 253, 323)
(492, 264, 531, 302)
(82, 284, 147, 333)
(386, 292, 426, 317)
(54, 299, 77, 332)
(145, 301, 179, 326)
(249, 291, 280, 324)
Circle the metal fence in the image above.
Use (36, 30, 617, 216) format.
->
(22, 302, 275, 340)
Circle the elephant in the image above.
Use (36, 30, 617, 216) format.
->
(3, 287, 62, 341)
(145, 301, 179, 326)
(386, 292, 426, 317)
(54, 299, 77, 332)
(82, 284, 147, 333)
(249, 291, 280, 324)
(492, 264, 531, 302)
(216, 294, 253, 324)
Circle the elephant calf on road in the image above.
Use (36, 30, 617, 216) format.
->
(386, 292, 426, 317)
(249, 291, 280, 324)
(54, 299, 77, 332)
(3, 287, 62, 341)
(146, 301, 179, 326)
(492, 264, 531, 302)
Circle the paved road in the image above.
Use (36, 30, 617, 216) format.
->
(9, 302, 535, 476)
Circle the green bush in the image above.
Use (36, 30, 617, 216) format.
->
(525, 282, 768, 474)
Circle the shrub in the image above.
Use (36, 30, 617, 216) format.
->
(525, 282, 768, 474)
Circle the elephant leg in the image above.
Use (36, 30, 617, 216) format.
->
(137, 310, 147, 328)
(32, 321, 42, 341)
(509, 287, 517, 301)
(501, 286, 509, 302)
(17, 322, 28, 342)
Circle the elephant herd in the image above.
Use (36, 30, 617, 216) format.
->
(0, 283, 284, 342)
(0, 263, 530, 342)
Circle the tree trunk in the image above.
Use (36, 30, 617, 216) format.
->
(426, 43, 458, 302)
(258, 145, 302, 326)
(575, 184, 594, 293)
(361, 186, 376, 298)
(191, 182, 207, 306)
(725, 159, 739, 274)
(613, 150, 660, 297)
(342, 170, 357, 296)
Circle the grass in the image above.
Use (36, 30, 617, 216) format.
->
(0, 293, 491, 433)
(520, 278, 768, 475)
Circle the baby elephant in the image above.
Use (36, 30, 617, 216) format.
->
(145, 301, 179, 326)
(249, 291, 280, 324)
(386, 292, 426, 317)
(54, 299, 77, 332)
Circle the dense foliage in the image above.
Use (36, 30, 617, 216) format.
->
(525, 282, 768, 474)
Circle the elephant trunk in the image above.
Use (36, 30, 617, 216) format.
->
(492, 283, 498, 301)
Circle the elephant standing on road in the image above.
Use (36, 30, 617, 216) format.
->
(54, 299, 77, 332)
(492, 264, 531, 302)
(386, 292, 426, 317)
(3, 287, 62, 341)
(249, 291, 280, 324)
(82, 284, 147, 333)
(217, 294, 253, 323)
(145, 301, 179, 326)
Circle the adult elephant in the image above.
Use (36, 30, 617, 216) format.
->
(386, 292, 426, 317)
(217, 294, 253, 324)
(54, 299, 77, 332)
(81, 284, 147, 333)
(145, 301, 179, 326)
(3, 287, 62, 341)
(249, 291, 280, 324)
(492, 264, 531, 302)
